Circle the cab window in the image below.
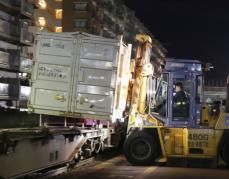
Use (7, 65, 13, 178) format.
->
(156, 74, 168, 116)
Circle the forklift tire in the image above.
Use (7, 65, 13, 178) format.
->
(221, 140, 229, 165)
(123, 130, 159, 165)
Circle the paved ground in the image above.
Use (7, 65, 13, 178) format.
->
(57, 155, 229, 179)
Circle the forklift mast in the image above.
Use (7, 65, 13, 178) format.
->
(163, 58, 203, 128)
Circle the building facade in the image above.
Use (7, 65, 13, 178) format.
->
(62, 0, 166, 70)
(62, 0, 151, 41)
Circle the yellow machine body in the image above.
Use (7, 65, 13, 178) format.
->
(161, 128, 223, 157)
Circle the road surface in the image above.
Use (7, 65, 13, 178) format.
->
(56, 155, 229, 179)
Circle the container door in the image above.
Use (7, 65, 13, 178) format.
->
(73, 39, 119, 117)
(29, 36, 75, 112)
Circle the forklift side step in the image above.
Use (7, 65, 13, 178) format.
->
(187, 157, 217, 168)
(167, 156, 217, 168)
(167, 157, 188, 167)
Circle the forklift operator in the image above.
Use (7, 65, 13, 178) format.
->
(173, 82, 187, 103)
(173, 82, 189, 118)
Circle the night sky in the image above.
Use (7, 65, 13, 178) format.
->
(125, 0, 229, 80)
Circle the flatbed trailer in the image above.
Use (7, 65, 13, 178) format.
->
(0, 124, 116, 178)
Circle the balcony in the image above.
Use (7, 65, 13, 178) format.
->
(0, 75, 31, 107)
(0, 13, 33, 45)
(103, 11, 116, 30)
(103, 21, 116, 38)
(0, 77, 20, 101)
(0, 48, 32, 72)
(0, 19, 20, 44)
(115, 23, 124, 34)
(20, 29, 33, 45)
(20, 58, 32, 73)
(9, 22, 21, 38)
(100, 0, 114, 13)
(0, 19, 10, 35)
(103, 29, 115, 38)
(116, 6, 126, 21)
(0, 10, 11, 22)
(0, 0, 34, 19)
(28, 0, 40, 8)
(103, 9, 115, 23)
(0, 51, 10, 70)
(103, 19, 115, 32)
(19, 85, 31, 108)
(9, 0, 21, 7)
(12, 20, 33, 45)
(21, 0, 34, 19)
(0, 0, 20, 14)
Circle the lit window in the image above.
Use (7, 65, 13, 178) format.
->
(38, 17, 46, 27)
(55, 26, 62, 33)
(74, 2, 88, 11)
(38, 0, 46, 9)
(74, 19, 88, 28)
(55, 9, 62, 19)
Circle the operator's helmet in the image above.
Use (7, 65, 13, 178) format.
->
(174, 82, 183, 90)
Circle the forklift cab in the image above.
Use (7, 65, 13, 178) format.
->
(156, 59, 203, 128)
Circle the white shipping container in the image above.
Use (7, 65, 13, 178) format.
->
(29, 32, 132, 121)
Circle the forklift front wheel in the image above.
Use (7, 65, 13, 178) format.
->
(123, 130, 159, 165)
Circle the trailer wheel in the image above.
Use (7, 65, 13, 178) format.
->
(221, 140, 229, 165)
(123, 131, 159, 165)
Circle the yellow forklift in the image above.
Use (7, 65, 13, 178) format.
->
(123, 35, 229, 167)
